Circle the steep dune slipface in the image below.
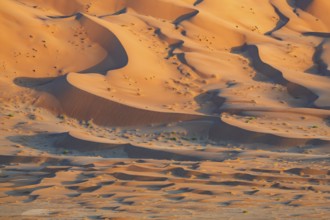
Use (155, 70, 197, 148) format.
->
(77, 13, 128, 73)
(304, 0, 330, 31)
(1, 1, 330, 218)
(41, 72, 202, 126)
(4, 0, 330, 142)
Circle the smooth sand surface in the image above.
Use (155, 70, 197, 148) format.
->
(0, 0, 330, 219)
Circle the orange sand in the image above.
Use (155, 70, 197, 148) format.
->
(0, 0, 329, 219)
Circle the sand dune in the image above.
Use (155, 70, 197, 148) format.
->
(1, 0, 330, 219)
(77, 13, 128, 73)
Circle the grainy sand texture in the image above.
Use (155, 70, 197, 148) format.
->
(0, 0, 330, 219)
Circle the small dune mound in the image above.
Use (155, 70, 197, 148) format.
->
(55, 131, 225, 161)
(212, 116, 330, 148)
(55, 131, 129, 152)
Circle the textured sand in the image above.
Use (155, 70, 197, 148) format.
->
(0, 0, 330, 219)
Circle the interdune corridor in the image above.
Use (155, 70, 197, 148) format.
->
(0, 0, 329, 219)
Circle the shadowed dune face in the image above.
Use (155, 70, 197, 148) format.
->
(77, 13, 128, 73)
(1, 1, 330, 218)
(2, 0, 330, 141)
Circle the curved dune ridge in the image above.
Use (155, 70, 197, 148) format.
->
(1, 0, 330, 148)
(1, 0, 330, 218)
(77, 13, 129, 73)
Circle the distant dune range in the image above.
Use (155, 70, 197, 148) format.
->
(1, 0, 330, 218)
